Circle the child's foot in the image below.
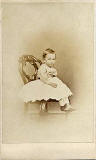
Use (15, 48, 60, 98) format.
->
(64, 104, 73, 111)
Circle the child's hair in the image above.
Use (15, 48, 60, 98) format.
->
(43, 48, 55, 59)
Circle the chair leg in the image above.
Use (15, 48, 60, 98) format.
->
(40, 100, 48, 112)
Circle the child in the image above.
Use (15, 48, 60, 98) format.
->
(19, 48, 73, 111)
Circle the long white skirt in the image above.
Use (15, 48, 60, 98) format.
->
(19, 77, 72, 103)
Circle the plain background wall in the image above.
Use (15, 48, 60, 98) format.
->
(2, 2, 94, 143)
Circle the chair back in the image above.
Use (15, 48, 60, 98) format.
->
(18, 55, 42, 84)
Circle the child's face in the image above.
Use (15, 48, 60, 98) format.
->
(45, 53, 56, 67)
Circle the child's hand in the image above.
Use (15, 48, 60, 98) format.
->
(49, 82, 57, 88)
(48, 72, 53, 77)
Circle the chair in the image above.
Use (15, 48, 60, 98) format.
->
(18, 55, 57, 112)
(18, 55, 42, 84)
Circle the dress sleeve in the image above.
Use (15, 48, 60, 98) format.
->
(52, 68, 57, 76)
(37, 64, 47, 79)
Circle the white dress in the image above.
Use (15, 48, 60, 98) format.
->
(19, 63, 72, 103)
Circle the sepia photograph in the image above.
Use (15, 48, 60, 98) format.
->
(0, 0, 96, 159)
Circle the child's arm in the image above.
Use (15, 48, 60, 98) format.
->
(38, 65, 57, 88)
(39, 74, 57, 88)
